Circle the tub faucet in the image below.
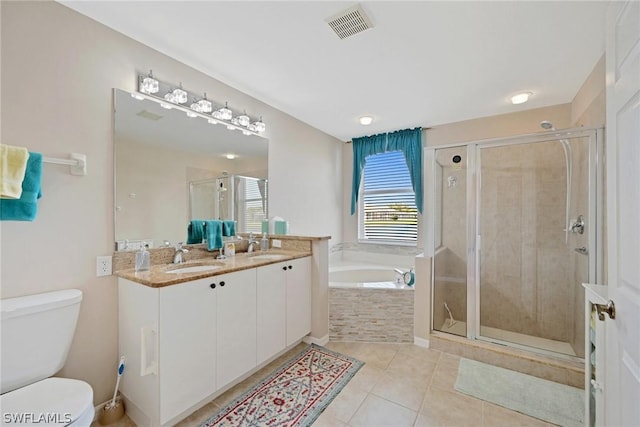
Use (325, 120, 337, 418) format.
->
(173, 242, 189, 264)
(247, 233, 259, 253)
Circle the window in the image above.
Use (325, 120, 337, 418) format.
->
(237, 178, 267, 234)
(359, 150, 418, 244)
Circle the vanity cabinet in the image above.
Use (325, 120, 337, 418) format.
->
(214, 269, 257, 389)
(256, 263, 287, 365)
(285, 257, 312, 346)
(158, 277, 217, 423)
(118, 256, 311, 427)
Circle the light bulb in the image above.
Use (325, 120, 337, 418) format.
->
(511, 92, 532, 105)
(218, 102, 233, 121)
(254, 117, 266, 132)
(173, 84, 187, 104)
(197, 93, 213, 113)
(237, 111, 251, 127)
(140, 70, 159, 94)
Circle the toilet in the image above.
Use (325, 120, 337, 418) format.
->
(1, 289, 94, 426)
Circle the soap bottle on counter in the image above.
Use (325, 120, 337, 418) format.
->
(135, 243, 151, 272)
(260, 233, 269, 252)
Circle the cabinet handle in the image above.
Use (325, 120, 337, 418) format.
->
(220, 281, 225, 287)
(283, 266, 287, 271)
(210, 283, 216, 289)
(288, 265, 293, 270)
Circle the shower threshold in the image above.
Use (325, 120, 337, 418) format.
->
(439, 321, 577, 357)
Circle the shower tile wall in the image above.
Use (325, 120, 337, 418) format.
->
(479, 141, 573, 343)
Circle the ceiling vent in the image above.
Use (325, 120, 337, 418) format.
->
(326, 4, 373, 40)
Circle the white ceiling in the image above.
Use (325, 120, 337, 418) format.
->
(60, 1, 608, 142)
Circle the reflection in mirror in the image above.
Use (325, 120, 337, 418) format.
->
(190, 174, 267, 235)
(114, 89, 268, 251)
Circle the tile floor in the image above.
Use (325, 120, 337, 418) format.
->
(93, 341, 556, 427)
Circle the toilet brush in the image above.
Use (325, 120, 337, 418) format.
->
(99, 356, 126, 425)
(106, 356, 125, 409)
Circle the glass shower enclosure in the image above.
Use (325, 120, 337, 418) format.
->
(427, 128, 603, 360)
(189, 174, 268, 234)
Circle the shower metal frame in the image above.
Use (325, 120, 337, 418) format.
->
(425, 127, 604, 360)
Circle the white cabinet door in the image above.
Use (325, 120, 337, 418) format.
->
(256, 263, 287, 365)
(286, 257, 312, 346)
(159, 277, 216, 424)
(216, 268, 258, 388)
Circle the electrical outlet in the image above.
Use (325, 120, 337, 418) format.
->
(272, 239, 282, 248)
(96, 256, 112, 277)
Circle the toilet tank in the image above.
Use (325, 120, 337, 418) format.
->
(1, 289, 83, 394)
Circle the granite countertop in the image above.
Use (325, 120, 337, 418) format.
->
(116, 249, 312, 288)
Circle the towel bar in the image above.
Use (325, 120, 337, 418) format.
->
(42, 153, 86, 176)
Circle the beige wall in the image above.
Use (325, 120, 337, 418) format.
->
(0, 1, 342, 405)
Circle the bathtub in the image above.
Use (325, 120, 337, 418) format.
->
(328, 262, 414, 342)
(329, 265, 412, 289)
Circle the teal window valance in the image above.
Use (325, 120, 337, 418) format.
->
(350, 127, 423, 215)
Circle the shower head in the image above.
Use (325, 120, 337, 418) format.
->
(540, 120, 554, 130)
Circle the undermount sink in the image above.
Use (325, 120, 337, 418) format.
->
(165, 265, 222, 274)
(249, 254, 287, 261)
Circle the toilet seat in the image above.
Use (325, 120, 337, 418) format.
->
(0, 378, 93, 427)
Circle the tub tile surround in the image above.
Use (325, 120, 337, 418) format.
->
(330, 288, 414, 343)
(329, 246, 420, 343)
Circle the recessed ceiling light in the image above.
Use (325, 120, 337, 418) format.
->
(359, 116, 373, 125)
(511, 92, 532, 105)
(226, 154, 237, 160)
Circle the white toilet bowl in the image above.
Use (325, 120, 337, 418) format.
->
(0, 378, 93, 426)
(1, 290, 95, 427)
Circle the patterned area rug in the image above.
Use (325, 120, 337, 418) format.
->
(455, 358, 584, 427)
(200, 344, 364, 427)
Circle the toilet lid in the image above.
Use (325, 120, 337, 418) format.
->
(0, 378, 93, 426)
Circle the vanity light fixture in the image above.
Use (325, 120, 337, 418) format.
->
(196, 93, 213, 113)
(237, 111, 251, 127)
(253, 117, 266, 133)
(218, 102, 233, 121)
(134, 71, 266, 135)
(511, 92, 532, 105)
(139, 70, 159, 94)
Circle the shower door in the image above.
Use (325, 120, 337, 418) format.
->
(429, 128, 601, 359)
(476, 136, 595, 358)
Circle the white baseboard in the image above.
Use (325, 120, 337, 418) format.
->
(303, 334, 329, 346)
(414, 336, 430, 348)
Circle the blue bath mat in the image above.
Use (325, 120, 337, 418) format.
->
(454, 358, 584, 427)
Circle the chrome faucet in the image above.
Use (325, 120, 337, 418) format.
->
(247, 233, 259, 253)
(173, 242, 189, 264)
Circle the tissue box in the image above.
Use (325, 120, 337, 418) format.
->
(274, 220, 288, 235)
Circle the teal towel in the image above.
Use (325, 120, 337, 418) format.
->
(204, 220, 223, 251)
(222, 220, 236, 237)
(187, 220, 205, 244)
(0, 152, 42, 221)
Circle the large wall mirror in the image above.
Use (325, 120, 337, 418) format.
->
(114, 89, 268, 251)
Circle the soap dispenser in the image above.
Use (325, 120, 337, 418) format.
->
(260, 233, 269, 252)
(135, 243, 151, 272)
